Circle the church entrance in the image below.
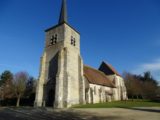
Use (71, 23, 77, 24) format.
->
(45, 52, 58, 107)
(46, 88, 55, 107)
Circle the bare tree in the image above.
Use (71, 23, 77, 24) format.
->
(13, 72, 29, 107)
(123, 72, 142, 100)
(123, 71, 158, 100)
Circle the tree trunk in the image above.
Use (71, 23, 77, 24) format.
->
(132, 95, 134, 101)
(16, 95, 21, 107)
(141, 95, 144, 99)
(136, 95, 139, 100)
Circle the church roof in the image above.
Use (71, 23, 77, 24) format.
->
(99, 61, 121, 76)
(45, 0, 80, 34)
(59, 0, 68, 24)
(84, 65, 115, 88)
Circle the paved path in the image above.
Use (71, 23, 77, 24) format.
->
(75, 107, 160, 120)
(0, 107, 159, 120)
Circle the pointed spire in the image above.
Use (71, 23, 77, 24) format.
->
(59, 0, 68, 24)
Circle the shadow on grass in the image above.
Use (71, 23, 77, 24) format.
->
(120, 107, 160, 113)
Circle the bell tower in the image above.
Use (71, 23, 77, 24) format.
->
(34, 0, 85, 108)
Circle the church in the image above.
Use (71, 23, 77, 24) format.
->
(34, 0, 127, 108)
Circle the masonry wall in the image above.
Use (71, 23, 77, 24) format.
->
(61, 24, 84, 107)
(85, 83, 114, 104)
(107, 75, 128, 101)
(35, 23, 85, 108)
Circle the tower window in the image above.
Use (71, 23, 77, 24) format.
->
(71, 36, 76, 46)
(50, 34, 57, 45)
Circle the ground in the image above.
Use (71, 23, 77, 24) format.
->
(0, 107, 159, 120)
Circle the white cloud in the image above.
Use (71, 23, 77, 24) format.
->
(132, 58, 160, 81)
(142, 59, 160, 71)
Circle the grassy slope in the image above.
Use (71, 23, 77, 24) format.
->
(74, 100, 160, 108)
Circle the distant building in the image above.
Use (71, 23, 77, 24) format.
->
(34, 0, 127, 108)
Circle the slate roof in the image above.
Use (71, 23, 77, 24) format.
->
(59, 0, 68, 24)
(84, 65, 115, 88)
(99, 61, 121, 76)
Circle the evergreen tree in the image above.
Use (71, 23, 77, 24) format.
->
(0, 70, 13, 86)
(0, 70, 14, 100)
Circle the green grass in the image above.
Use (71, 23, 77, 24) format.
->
(73, 100, 160, 108)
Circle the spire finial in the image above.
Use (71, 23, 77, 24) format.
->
(59, 0, 68, 24)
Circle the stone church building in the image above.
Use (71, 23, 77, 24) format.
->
(34, 0, 127, 108)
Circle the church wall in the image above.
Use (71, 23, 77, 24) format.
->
(44, 25, 66, 84)
(64, 46, 81, 107)
(45, 25, 65, 47)
(49, 24, 83, 108)
(34, 52, 47, 107)
(64, 24, 80, 51)
(58, 24, 83, 107)
(54, 48, 67, 108)
(35, 24, 67, 107)
(87, 83, 113, 104)
(78, 56, 86, 104)
(107, 75, 128, 101)
(116, 76, 128, 100)
(107, 75, 120, 101)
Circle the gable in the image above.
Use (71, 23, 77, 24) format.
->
(99, 61, 121, 76)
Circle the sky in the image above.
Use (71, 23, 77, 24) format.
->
(0, 0, 160, 82)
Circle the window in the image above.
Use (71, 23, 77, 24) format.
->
(94, 86, 96, 95)
(71, 36, 76, 46)
(50, 34, 57, 45)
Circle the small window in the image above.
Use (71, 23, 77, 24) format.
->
(50, 34, 57, 45)
(71, 36, 76, 46)
(94, 86, 96, 95)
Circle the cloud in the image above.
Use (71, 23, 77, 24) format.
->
(142, 59, 160, 71)
(132, 58, 160, 81)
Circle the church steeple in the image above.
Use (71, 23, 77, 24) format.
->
(59, 0, 68, 24)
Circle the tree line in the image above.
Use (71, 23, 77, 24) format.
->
(0, 70, 36, 107)
(123, 71, 160, 100)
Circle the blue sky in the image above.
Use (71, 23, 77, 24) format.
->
(0, 0, 160, 82)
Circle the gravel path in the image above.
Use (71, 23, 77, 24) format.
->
(74, 107, 160, 120)
(0, 107, 159, 120)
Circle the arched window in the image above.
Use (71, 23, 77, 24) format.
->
(71, 36, 76, 46)
(50, 34, 57, 45)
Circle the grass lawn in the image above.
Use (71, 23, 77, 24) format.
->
(73, 100, 160, 108)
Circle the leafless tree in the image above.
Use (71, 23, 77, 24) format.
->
(123, 72, 142, 100)
(123, 71, 158, 100)
(13, 72, 29, 107)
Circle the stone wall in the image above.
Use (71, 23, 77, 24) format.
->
(107, 75, 128, 101)
(85, 83, 114, 104)
(35, 23, 85, 108)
